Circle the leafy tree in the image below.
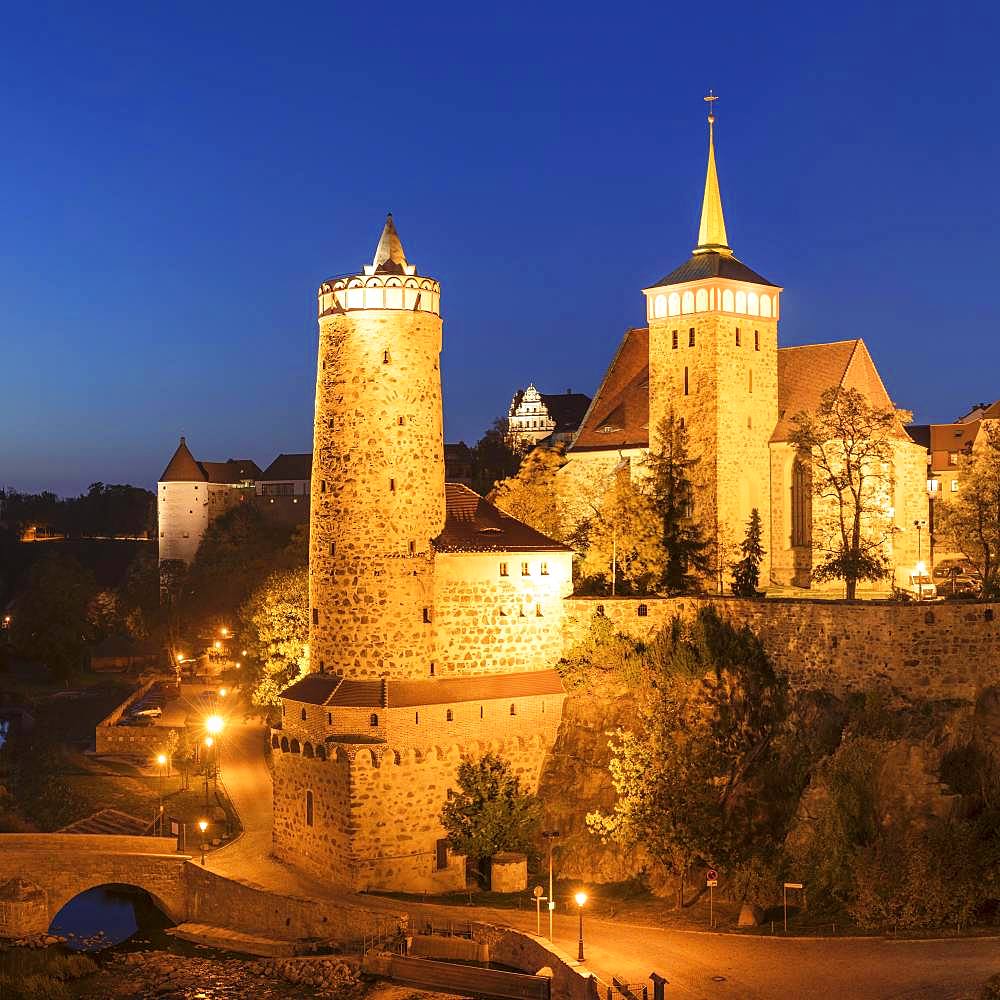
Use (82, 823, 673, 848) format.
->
(239, 565, 310, 709)
(643, 413, 711, 592)
(731, 508, 765, 598)
(441, 753, 542, 881)
(9, 552, 97, 678)
(490, 445, 568, 542)
(471, 418, 526, 496)
(578, 472, 665, 594)
(935, 422, 1000, 599)
(789, 387, 898, 599)
(588, 608, 787, 906)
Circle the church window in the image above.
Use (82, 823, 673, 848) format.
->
(754, 330, 760, 351)
(312, 608, 319, 625)
(735, 328, 741, 347)
(671, 330, 678, 350)
(688, 328, 695, 347)
(748, 291, 759, 316)
(423, 607, 431, 623)
(369, 713, 379, 727)
(695, 288, 708, 312)
(735, 290, 747, 313)
(722, 289, 734, 312)
(684, 367, 689, 396)
(668, 292, 681, 316)
(510, 703, 517, 716)
(521, 561, 530, 576)
(500, 562, 509, 577)
(306, 790, 314, 827)
(682, 290, 694, 314)
(540, 561, 549, 575)
(638, 604, 648, 617)
(792, 460, 811, 547)
(446, 709, 453, 722)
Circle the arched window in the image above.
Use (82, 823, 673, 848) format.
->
(791, 460, 811, 547)
(748, 291, 759, 316)
(681, 290, 694, 314)
(760, 294, 772, 317)
(722, 289, 734, 312)
(654, 294, 667, 318)
(369, 713, 379, 727)
(695, 288, 708, 312)
(735, 290, 747, 314)
(306, 790, 314, 827)
(668, 292, 681, 316)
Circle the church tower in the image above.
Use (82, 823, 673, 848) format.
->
(310, 215, 445, 678)
(644, 97, 781, 584)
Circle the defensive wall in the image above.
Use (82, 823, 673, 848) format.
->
(94, 678, 182, 757)
(562, 595, 1000, 700)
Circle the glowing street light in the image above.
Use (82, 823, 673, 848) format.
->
(213, 640, 222, 651)
(198, 819, 208, 865)
(220, 627, 229, 638)
(205, 715, 224, 735)
(155, 753, 169, 831)
(218, 687, 228, 698)
(176, 653, 185, 664)
(574, 891, 588, 962)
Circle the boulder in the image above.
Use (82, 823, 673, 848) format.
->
(738, 902, 764, 927)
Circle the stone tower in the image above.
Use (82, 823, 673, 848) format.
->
(310, 215, 446, 678)
(643, 100, 782, 582)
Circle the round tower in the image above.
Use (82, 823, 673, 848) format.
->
(309, 214, 445, 679)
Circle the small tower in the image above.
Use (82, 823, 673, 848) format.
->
(310, 215, 445, 678)
(643, 96, 782, 583)
(157, 436, 210, 566)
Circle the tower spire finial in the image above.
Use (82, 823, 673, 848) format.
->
(693, 90, 732, 257)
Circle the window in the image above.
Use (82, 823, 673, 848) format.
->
(383, 350, 390, 364)
(688, 328, 695, 347)
(408, 540, 416, 555)
(535, 603, 543, 617)
(330, 542, 336, 555)
(749, 369, 753, 393)
(328, 417, 335, 429)
(369, 713, 379, 727)
(312, 608, 319, 625)
(948, 452, 959, 466)
(684, 367, 689, 396)
(423, 607, 431, 623)
(430, 662, 435, 676)
(951, 480, 959, 492)
(320, 481, 326, 493)
(754, 330, 760, 351)
(638, 604, 648, 617)
(398, 416, 405, 426)
(747, 415, 752, 429)
(327, 712, 332, 725)
(300, 707, 307, 721)
(389, 478, 396, 493)
(792, 460, 811, 547)
(672, 330, 678, 349)
(596, 604, 605, 616)
(509, 703, 517, 716)
(480, 705, 484, 718)
(927, 479, 940, 493)
(735, 328, 741, 347)
(446, 709, 453, 722)
(435, 838, 449, 871)
(540, 562, 549, 576)
(306, 790, 314, 827)
(500, 561, 509, 577)
(521, 562, 530, 576)
(679, 416, 685, 428)
(263, 482, 294, 496)
(160, 531, 164, 538)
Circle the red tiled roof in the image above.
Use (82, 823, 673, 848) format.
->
(570, 328, 650, 452)
(436, 483, 572, 553)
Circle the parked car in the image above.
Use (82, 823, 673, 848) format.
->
(133, 706, 163, 719)
(896, 564, 938, 601)
(933, 559, 982, 597)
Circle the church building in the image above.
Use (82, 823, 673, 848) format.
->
(561, 101, 929, 593)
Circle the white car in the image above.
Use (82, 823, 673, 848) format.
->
(133, 706, 163, 719)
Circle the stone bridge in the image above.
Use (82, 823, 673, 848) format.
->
(0, 834, 190, 937)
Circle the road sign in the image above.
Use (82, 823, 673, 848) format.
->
(533, 885, 544, 898)
(707, 879, 718, 887)
(706, 868, 718, 881)
(784, 882, 803, 890)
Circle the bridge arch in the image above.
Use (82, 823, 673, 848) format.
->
(48, 881, 178, 946)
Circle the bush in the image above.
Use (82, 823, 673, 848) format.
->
(0, 973, 71, 1000)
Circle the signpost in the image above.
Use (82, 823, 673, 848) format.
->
(706, 869, 718, 928)
(542, 830, 560, 942)
(783, 882, 803, 933)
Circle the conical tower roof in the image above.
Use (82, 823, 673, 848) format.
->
(371, 213, 409, 274)
(160, 436, 206, 482)
(693, 99, 731, 256)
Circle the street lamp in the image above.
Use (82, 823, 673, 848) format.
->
(155, 753, 168, 832)
(203, 737, 214, 807)
(220, 627, 229, 638)
(198, 819, 208, 865)
(218, 687, 227, 699)
(205, 715, 224, 735)
(574, 891, 587, 962)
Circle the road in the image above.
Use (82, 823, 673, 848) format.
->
(208, 718, 999, 1000)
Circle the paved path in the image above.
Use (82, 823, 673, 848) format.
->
(205, 719, 999, 1000)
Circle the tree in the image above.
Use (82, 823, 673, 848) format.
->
(9, 552, 98, 678)
(441, 753, 542, 881)
(588, 608, 787, 906)
(578, 472, 665, 594)
(643, 413, 711, 591)
(490, 445, 567, 542)
(936, 422, 1000, 599)
(789, 386, 898, 599)
(471, 418, 526, 496)
(239, 565, 310, 709)
(731, 509, 765, 598)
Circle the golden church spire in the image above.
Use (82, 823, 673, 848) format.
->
(693, 91, 732, 256)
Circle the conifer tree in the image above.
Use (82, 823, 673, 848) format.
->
(643, 413, 711, 592)
(731, 508, 765, 598)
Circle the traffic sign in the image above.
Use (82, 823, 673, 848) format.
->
(707, 879, 718, 887)
(533, 885, 544, 898)
(706, 868, 718, 881)
(784, 882, 803, 890)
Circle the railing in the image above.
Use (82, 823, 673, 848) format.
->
(412, 917, 474, 939)
(360, 916, 407, 956)
(592, 973, 666, 1000)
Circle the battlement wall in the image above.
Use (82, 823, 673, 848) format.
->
(563, 595, 1000, 700)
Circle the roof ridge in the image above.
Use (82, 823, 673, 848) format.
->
(778, 339, 861, 352)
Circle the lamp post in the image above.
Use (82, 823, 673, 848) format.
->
(198, 819, 208, 865)
(914, 519, 928, 599)
(542, 830, 560, 942)
(574, 891, 587, 962)
(155, 753, 168, 834)
(203, 736, 214, 808)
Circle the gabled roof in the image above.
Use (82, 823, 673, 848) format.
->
(650, 252, 777, 289)
(261, 453, 312, 481)
(771, 339, 900, 443)
(570, 328, 650, 452)
(201, 459, 262, 483)
(539, 391, 592, 433)
(280, 673, 385, 707)
(956, 399, 1000, 422)
(160, 437, 206, 482)
(436, 483, 572, 553)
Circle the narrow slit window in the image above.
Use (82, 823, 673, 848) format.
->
(735, 327, 741, 347)
(754, 330, 760, 351)
(521, 561, 530, 576)
(423, 607, 431, 623)
(509, 703, 517, 716)
(312, 608, 319, 625)
(408, 540, 416, 555)
(684, 367, 689, 396)
(671, 330, 678, 349)
(320, 480, 326, 493)
(749, 369, 753, 393)
(499, 561, 509, 577)
(540, 561, 549, 576)
(383, 350, 391, 364)
(446, 709, 453, 722)
(330, 542, 336, 556)
(328, 417, 335, 429)
(688, 327, 695, 347)
(389, 478, 396, 493)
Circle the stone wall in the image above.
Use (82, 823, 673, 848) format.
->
(562, 595, 1000, 700)
(433, 551, 573, 677)
(95, 680, 182, 757)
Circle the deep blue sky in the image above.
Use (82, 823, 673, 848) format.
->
(2, 1, 998, 496)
